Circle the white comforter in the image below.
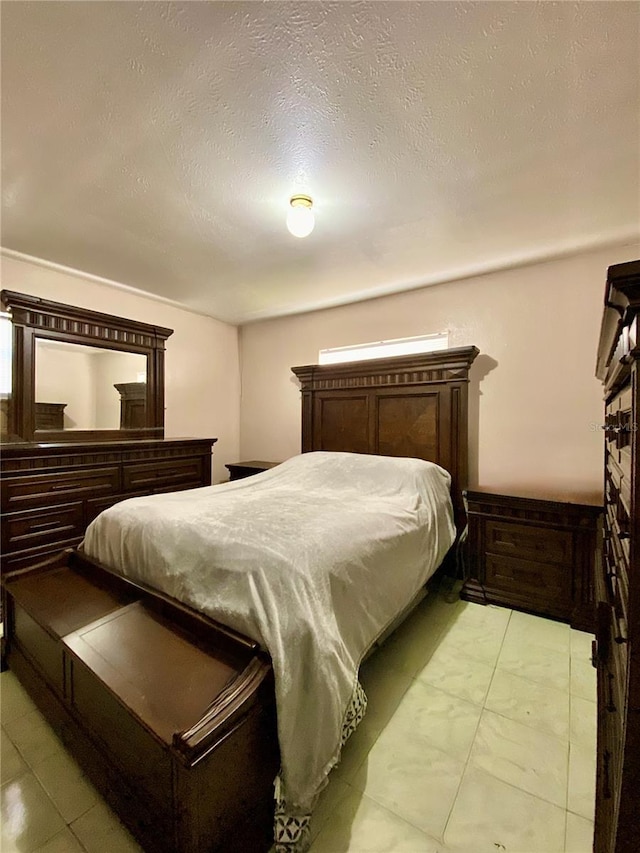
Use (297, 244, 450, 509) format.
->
(82, 451, 455, 812)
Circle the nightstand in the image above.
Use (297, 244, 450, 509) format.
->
(461, 490, 602, 631)
(225, 461, 279, 481)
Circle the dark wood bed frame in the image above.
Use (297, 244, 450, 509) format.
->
(2, 345, 478, 853)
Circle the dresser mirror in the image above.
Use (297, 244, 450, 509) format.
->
(0, 290, 173, 443)
(35, 340, 148, 431)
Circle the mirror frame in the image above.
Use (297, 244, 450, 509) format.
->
(1, 290, 173, 443)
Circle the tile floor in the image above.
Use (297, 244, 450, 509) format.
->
(1, 591, 596, 853)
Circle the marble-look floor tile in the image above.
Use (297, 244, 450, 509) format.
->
(310, 789, 445, 853)
(0, 672, 37, 725)
(568, 743, 596, 821)
(570, 658, 597, 702)
(412, 590, 461, 626)
(485, 668, 570, 740)
(33, 827, 86, 853)
(497, 636, 570, 692)
(415, 643, 495, 706)
(570, 630, 594, 665)
(364, 595, 457, 679)
(435, 612, 508, 667)
(70, 801, 142, 853)
(469, 710, 569, 808)
(505, 610, 571, 653)
(31, 747, 98, 823)
(1, 727, 28, 785)
(359, 653, 414, 731)
(308, 776, 352, 844)
(350, 728, 465, 839)
(570, 695, 597, 751)
(384, 679, 482, 761)
(565, 811, 594, 853)
(444, 765, 566, 853)
(1, 771, 66, 853)
(453, 602, 512, 631)
(3, 710, 63, 769)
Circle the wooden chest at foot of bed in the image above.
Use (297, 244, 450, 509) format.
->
(2, 551, 279, 853)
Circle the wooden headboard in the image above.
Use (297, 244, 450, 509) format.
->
(291, 346, 479, 532)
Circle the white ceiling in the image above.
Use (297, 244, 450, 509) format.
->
(2, 1, 639, 325)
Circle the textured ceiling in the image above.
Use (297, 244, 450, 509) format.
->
(1, 1, 639, 324)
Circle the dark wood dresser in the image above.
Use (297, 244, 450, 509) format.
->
(461, 491, 601, 631)
(594, 259, 640, 853)
(0, 438, 216, 576)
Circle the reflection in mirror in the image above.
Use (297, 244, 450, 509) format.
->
(35, 340, 147, 431)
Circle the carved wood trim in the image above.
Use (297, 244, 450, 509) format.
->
(0, 439, 217, 474)
(1, 291, 173, 348)
(292, 346, 479, 391)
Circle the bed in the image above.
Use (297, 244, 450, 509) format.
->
(2, 345, 478, 853)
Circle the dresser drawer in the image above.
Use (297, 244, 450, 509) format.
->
(1, 537, 83, 575)
(85, 496, 130, 526)
(2, 502, 84, 554)
(122, 459, 204, 493)
(485, 552, 571, 603)
(485, 520, 573, 566)
(1, 468, 120, 512)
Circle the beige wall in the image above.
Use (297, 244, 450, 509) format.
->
(239, 243, 640, 505)
(1, 253, 240, 483)
(6, 242, 639, 501)
(35, 342, 95, 429)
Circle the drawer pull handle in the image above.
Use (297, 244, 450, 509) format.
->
(131, 472, 192, 486)
(607, 673, 616, 712)
(603, 750, 612, 799)
(29, 521, 60, 532)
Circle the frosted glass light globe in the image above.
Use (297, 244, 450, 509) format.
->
(286, 197, 315, 238)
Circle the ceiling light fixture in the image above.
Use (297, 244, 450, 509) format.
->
(286, 194, 315, 238)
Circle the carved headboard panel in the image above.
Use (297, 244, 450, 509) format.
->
(291, 346, 479, 531)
